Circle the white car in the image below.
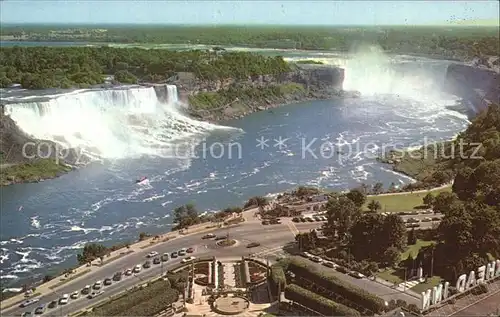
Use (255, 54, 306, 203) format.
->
(322, 261, 336, 268)
(70, 291, 79, 299)
(59, 294, 69, 305)
(181, 256, 196, 263)
(133, 265, 141, 273)
(87, 290, 104, 299)
(20, 298, 40, 308)
(147, 251, 159, 258)
(349, 271, 366, 279)
(93, 281, 102, 290)
(125, 268, 133, 276)
(310, 256, 323, 263)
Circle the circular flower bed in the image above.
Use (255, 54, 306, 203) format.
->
(216, 239, 237, 247)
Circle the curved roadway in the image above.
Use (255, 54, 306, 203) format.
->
(2, 218, 307, 317)
(2, 213, 431, 316)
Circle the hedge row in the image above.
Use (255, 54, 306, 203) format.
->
(120, 287, 179, 316)
(92, 280, 175, 316)
(285, 284, 361, 316)
(270, 264, 286, 290)
(287, 257, 385, 313)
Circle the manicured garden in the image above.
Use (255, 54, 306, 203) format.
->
(90, 279, 178, 316)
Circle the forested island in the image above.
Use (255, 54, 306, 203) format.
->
(0, 47, 290, 89)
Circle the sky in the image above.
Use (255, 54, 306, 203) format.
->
(0, 0, 499, 26)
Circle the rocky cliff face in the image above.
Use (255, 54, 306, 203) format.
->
(0, 113, 89, 166)
(444, 64, 499, 114)
(172, 64, 344, 93)
(170, 64, 347, 121)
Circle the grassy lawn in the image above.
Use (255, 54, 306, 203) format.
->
(376, 239, 436, 284)
(377, 268, 404, 284)
(401, 239, 436, 261)
(410, 276, 442, 294)
(363, 186, 451, 212)
(1, 159, 72, 186)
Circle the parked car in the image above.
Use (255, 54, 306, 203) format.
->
(161, 253, 169, 261)
(34, 305, 45, 315)
(59, 294, 69, 305)
(349, 271, 365, 279)
(171, 251, 178, 258)
(292, 217, 300, 222)
(93, 281, 103, 290)
(125, 268, 133, 275)
(87, 290, 104, 299)
(133, 265, 141, 273)
(246, 242, 261, 248)
(21, 312, 32, 317)
(153, 257, 161, 264)
(178, 249, 186, 256)
(48, 300, 58, 309)
(186, 247, 195, 253)
(261, 220, 270, 225)
(113, 271, 122, 281)
(81, 285, 91, 294)
(202, 233, 216, 239)
(300, 252, 313, 259)
(310, 256, 322, 263)
(104, 278, 112, 286)
(181, 256, 196, 263)
(336, 266, 348, 273)
(143, 261, 151, 269)
(70, 291, 79, 299)
(322, 261, 336, 268)
(20, 298, 40, 308)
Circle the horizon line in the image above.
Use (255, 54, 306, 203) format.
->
(1, 22, 498, 28)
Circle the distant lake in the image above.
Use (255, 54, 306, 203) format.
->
(0, 41, 91, 47)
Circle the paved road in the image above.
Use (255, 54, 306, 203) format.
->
(2, 217, 421, 316)
(301, 258, 420, 306)
(3, 220, 309, 317)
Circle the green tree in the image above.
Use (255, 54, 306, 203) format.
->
(323, 196, 361, 243)
(173, 204, 200, 230)
(346, 188, 367, 208)
(114, 70, 137, 84)
(76, 243, 108, 264)
(372, 182, 384, 194)
(383, 246, 401, 267)
(367, 200, 382, 213)
(244, 196, 268, 208)
(422, 193, 435, 207)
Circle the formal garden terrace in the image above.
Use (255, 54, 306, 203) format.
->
(71, 256, 273, 317)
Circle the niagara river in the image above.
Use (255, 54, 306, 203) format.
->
(0, 50, 471, 291)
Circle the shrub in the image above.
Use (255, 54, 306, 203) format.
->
(93, 280, 177, 316)
(284, 284, 360, 316)
(287, 257, 386, 313)
(270, 264, 286, 290)
(122, 288, 179, 316)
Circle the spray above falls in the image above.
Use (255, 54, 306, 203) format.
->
(4, 85, 238, 160)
